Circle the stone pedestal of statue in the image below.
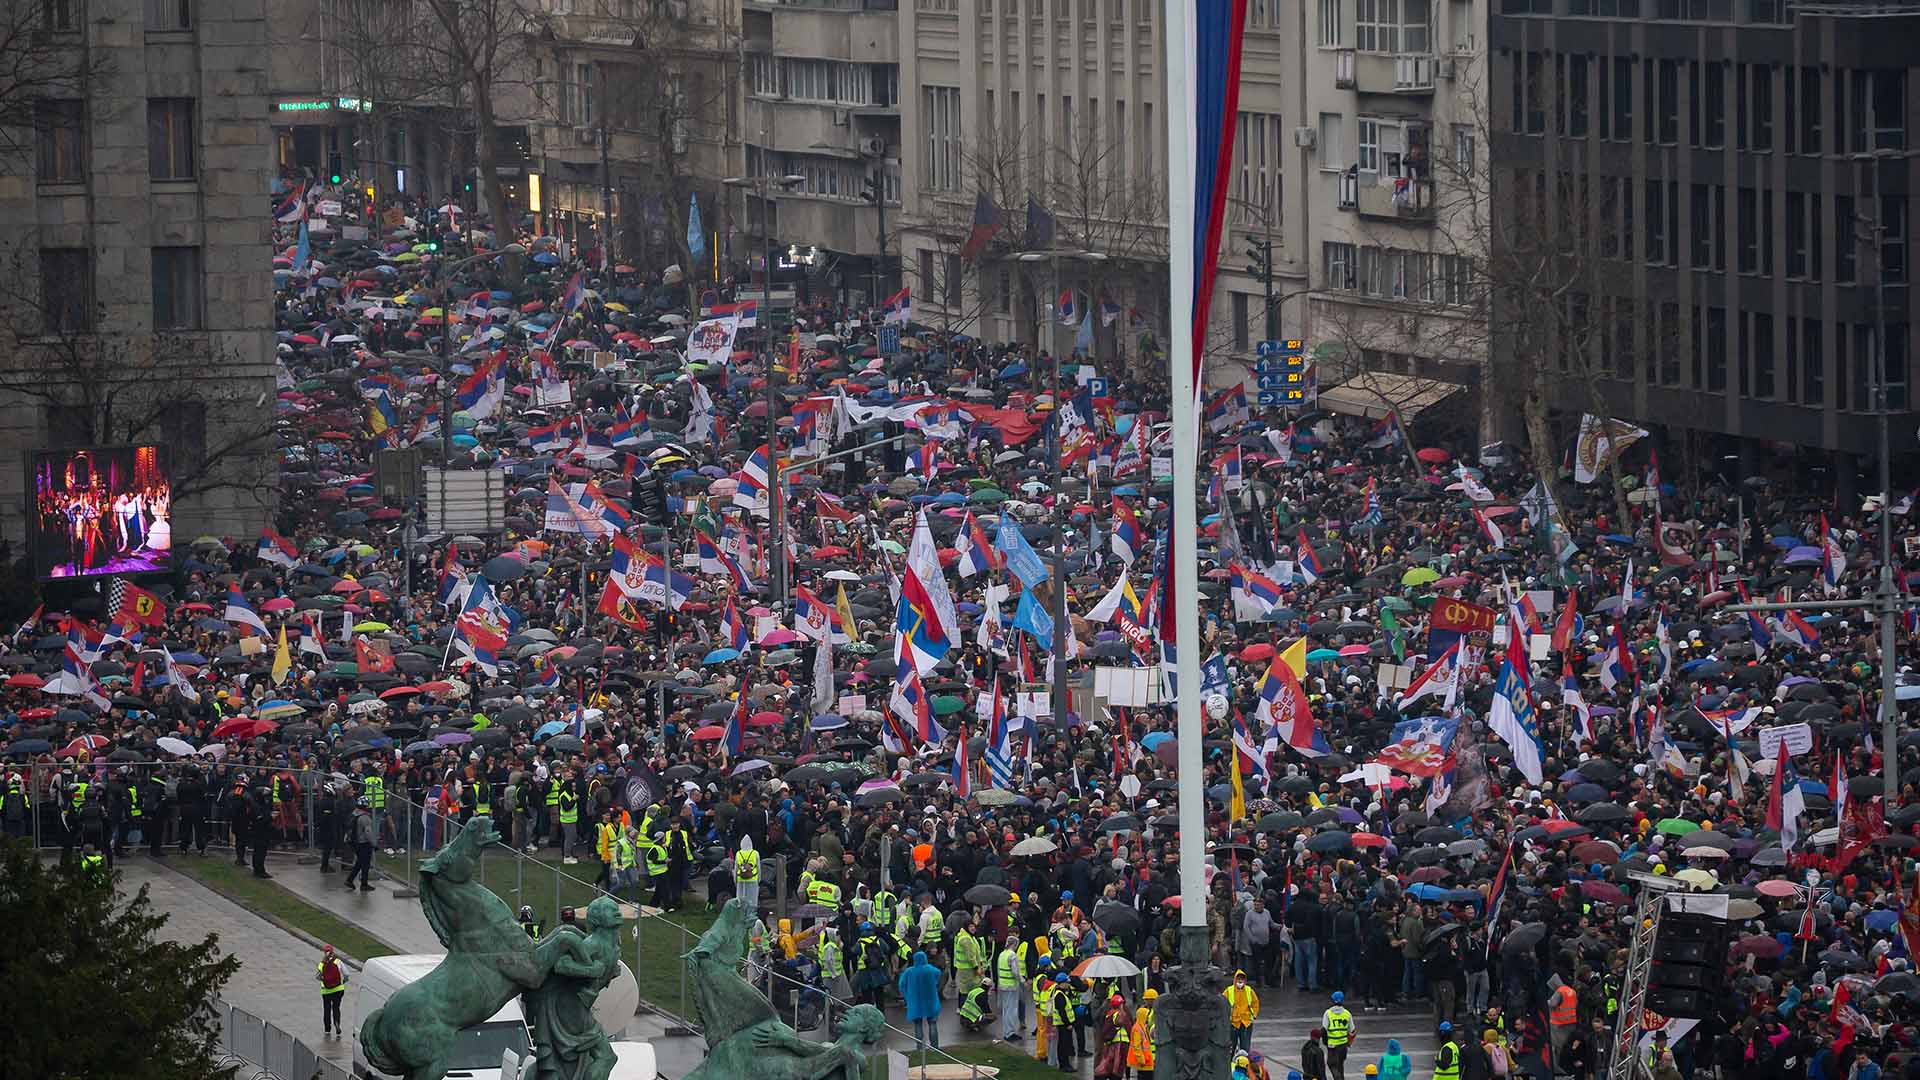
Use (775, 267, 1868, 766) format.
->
(1152, 924, 1233, 1080)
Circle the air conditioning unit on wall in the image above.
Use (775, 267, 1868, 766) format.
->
(1293, 127, 1317, 149)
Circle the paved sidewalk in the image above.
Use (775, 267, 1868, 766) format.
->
(115, 858, 357, 1069)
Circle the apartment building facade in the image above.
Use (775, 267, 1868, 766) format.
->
(1490, 0, 1919, 459)
(0, 0, 278, 542)
(891, 0, 1490, 391)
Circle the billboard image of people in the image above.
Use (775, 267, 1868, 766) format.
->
(32, 446, 172, 579)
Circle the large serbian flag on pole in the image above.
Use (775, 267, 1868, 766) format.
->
(1184, 0, 1250, 387)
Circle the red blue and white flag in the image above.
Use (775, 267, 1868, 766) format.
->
(1821, 514, 1848, 594)
(1295, 529, 1323, 584)
(224, 585, 268, 635)
(1256, 654, 1328, 758)
(1111, 497, 1144, 564)
(722, 597, 750, 652)
(955, 511, 1003, 578)
(257, 527, 300, 568)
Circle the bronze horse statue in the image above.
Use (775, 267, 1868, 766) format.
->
(360, 815, 593, 1080)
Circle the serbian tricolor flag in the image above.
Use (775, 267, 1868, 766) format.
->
(1179, 0, 1250, 376)
(1111, 497, 1144, 564)
(955, 511, 1003, 578)
(257, 528, 300, 568)
(1295, 529, 1323, 584)
(721, 597, 750, 652)
(1551, 589, 1581, 653)
(1821, 513, 1848, 594)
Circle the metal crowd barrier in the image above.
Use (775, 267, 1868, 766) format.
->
(214, 998, 349, 1080)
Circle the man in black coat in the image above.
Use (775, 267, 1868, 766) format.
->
(248, 785, 275, 878)
(315, 782, 342, 872)
(175, 767, 209, 855)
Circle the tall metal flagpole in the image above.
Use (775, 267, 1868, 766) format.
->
(1165, 0, 1206, 959)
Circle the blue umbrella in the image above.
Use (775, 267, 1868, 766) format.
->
(534, 719, 568, 739)
(531, 251, 561, 265)
(451, 434, 478, 448)
(1140, 731, 1175, 750)
(997, 362, 1028, 379)
(193, 618, 227, 632)
(670, 469, 700, 483)
(1770, 535, 1802, 549)
(1867, 909, 1900, 932)
(1783, 546, 1822, 565)
(811, 713, 848, 730)
(1407, 882, 1452, 900)
(1113, 485, 1140, 497)
(171, 652, 208, 665)
(704, 648, 741, 663)
(1599, 533, 1637, 545)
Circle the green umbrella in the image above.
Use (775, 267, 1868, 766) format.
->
(970, 489, 1008, 503)
(1657, 817, 1701, 836)
(932, 695, 966, 716)
(330, 662, 358, 675)
(1401, 567, 1440, 587)
(296, 378, 328, 391)
(878, 540, 906, 555)
(1306, 648, 1342, 663)
(347, 692, 376, 703)
(976, 788, 1022, 806)
(1380, 597, 1414, 612)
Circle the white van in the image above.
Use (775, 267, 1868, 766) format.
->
(350, 954, 654, 1080)
(352, 955, 532, 1080)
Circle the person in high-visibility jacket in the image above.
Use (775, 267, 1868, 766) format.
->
(611, 829, 638, 900)
(816, 927, 845, 997)
(1433, 1022, 1461, 1080)
(1225, 969, 1260, 1055)
(316, 944, 348, 1036)
(958, 983, 993, 1032)
(595, 810, 620, 890)
(952, 919, 986, 1000)
(641, 829, 671, 906)
(734, 836, 762, 914)
(1031, 957, 1057, 1062)
(806, 872, 842, 908)
(1128, 993, 1158, 1080)
(1048, 973, 1080, 1071)
(1547, 975, 1579, 1070)
(995, 938, 1026, 1041)
(1324, 990, 1355, 1080)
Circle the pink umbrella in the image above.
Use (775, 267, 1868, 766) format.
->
(760, 629, 804, 646)
(260, 597, 296, 613)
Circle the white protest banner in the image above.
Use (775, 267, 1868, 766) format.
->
(686, 312, 742, 366)
(1757, 722, 1814, 759)
(317, 199, 343, 217)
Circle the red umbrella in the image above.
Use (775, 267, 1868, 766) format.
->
(419, 680, 455, 693)
(1338, 643, 1371, 656)
(1415, 447, 1451, 464)
(7, 673, 44, 688)
(380, 686, 423, 699)
(691, 724, 726, 741)
(60, 735, 110, 756)
(1351, 832, 1389, 849)
(332, 580, 365, 594)
(1239, 643, 1275, 662)
(748, 711, 785, 728)
(1408, 866, 1450, 883)
(1579, 879, 1629, 905)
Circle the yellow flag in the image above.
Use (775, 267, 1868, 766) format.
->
(1280, 636, 1308, 678)
(1229, 752, 1247, 823)
(270, 625, 291, 686)
(835, 583, 858, 641)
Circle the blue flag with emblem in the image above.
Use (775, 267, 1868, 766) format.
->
(995, 512, 1050, 588)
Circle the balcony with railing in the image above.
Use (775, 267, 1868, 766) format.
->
(1336, 166, 1436, 222)
(1352, 51, 1438, 94)
(1333, 48, 1357, 88)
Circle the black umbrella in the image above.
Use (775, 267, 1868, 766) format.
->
(1305, 831, 1353, 854)
(964, 884, 1012, 906)
(1255, 811, 1304, 832)
(1500, 922, 1548, 954)
(1093, 902, 1143, 937)
(1577, 802, 1630, 824)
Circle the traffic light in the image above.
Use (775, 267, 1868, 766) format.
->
(327, 152, 343, 186)
(425, 240, 440, 252)
(1246, 239, 1273, 282)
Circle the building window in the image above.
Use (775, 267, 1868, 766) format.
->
(748, 54, 777, 97)
(1357, 117, 1380, 173)
(1401, 0, 1429, 52)
(1324, 242, 1356, 290)
(35, 99, 84, 183)
(1690, 183, 1725, 271)
(922, 86, 961, 192)
(1787, 67, 1822, 154)
(996, 268, 1012, 314)
(1319, 0, 1345, 44)
(161, 399, 207, 474)
(1691, 62, 1726, 149)
(1319, 113, 1345, 169)
(1786, 191, 1808, 279)
(1451, 124, 1473, 174)
(1653, 60, 1678, 144)
(1437, 254, 1471, 305)
(1882, 195, 1907, 284)
(39, 248, 92, 334)
(151, 246, 202, 330)
(42, 0, 76, 31)
(943, 254, 961, 309)
(1836, 195, 1857, 283)
(1802, 318, 1825, 404)
(145, 0, 190, 29)
(1234, 111, 1282, 225)
(1354, 0, 1396, 52)
(147, 98, 195, 181)
(1232, 293, 1250, 352)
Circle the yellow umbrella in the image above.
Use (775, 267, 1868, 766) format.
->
(353, 620, 391, 632)
(604, 301, 630, 312)
(422, 307, 444, 318)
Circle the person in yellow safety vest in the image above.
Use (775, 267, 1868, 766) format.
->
(1434, 1022, 1461, 1080)
(952, 919, 985, 1001)
(555, 774, 580, 864)
(1050, 923, 1079, 965)
(642, 829, 672, 907)
(1031, 957, 1057, 1061)
(871, 888, 897, 933)
(995, 939, 1026, 1041)
(915, 893, 946, 987)
(734, 836, 762, 914)
(1128, 994, 1158, 1080)
(1324, 990, 1355, 1080)
(806, 873, 842, 908)
(316, 944, 348, 1036)
(1225, 969, 1260, 1056)
(1049, 973, 1081, 1070)
(595, 810, 620, 890)
(610, 829, 638, 900)
(816, 928, 845, 996)
(1096, 992, 1131, 1078)
(360, 772, 389, 854)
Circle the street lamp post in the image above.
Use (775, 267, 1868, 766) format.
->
(722, 173, 805, 607)
(1018, 247, 1106, 731)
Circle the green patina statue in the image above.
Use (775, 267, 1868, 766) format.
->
(683, 898, 888, 1080)
(358, 816, 608, 1080)
(523, 898, 625, 1080)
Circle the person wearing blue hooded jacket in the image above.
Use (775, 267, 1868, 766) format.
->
(900, 950, 943, 1051)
